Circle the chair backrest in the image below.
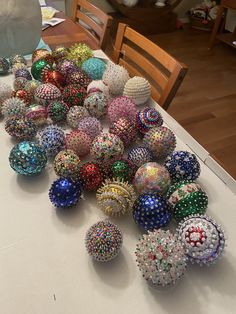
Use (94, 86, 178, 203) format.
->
(112, 23, 188, 110)
(72, 0, 112, 49)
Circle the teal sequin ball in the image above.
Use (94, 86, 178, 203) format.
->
(81, 57, 106, 80)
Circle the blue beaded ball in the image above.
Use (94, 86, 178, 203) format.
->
(81, 58, 106, 80)
(164, 151, 201, 182)
(9, 141, 47, 175)
(39, 126, 65, 157)
(136, 107, 163, 134)
(127, 146, 153, 168)
(49, 177, 82, 208)
(133, 193, 172, 231)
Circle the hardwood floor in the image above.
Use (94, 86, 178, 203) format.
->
(107, 25, 236, 179)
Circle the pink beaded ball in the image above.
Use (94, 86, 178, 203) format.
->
(109, 117, 137, 146)
(66, 106, 89, 128)
(84, 91, 108, 118)
(134, 162, 171, 195)
(143, 126, 176, 160)
(90, 132, 124, 162)
(25, 104, 48, 126)
(65, 130, 92, 157)
(34, 83, 61, 106)
(107, 96, 137, 124)
(77, 117, 103, 140)
(87, 80, 110, 99)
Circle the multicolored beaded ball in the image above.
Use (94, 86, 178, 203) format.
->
(164, 151, 201, 182)
(39, 125, 65, 157)
(52, 46, 69, 63)
(109, 117, 137, 147)
(135, 230, 187, 286)
(123, 76, 151, 105)
(87, 80, 110, 99)
(49, 177, 82, 208)
(5, 116, 37, 140)
(12, 62, 28, 75)
(136, 107, 163, 134)
(107, 96, 137, 124)
(47, 101, 69, 123)
(134, 162, 171, 195)
(62, 84, 87, 107)
(31, 59, 52, 81)
(15, 69, 32, 81)
(56, 59, 78, 77)
(1, 97, 26, 118)
(79, 162, 104, 191)
(133, 192, 172, 231)
(0, 57, 10, 75)
(177, 214, 226, 265)
(9, 141, 47, 175)
(66, 69, 92, 88)
(143, 126, 176, 160)
(65, 130, 92, 157)
(104, 158, 136, 183)
(32, 49, 54, 64)
(77, 117, 103, 141)
(25, 104, 48, 126)
(81, 57, 106, 80)
(34, 83, 61, 106)
(54, 149, 81, 180)
(24, 80, 41, 95)
(66, 106, 89, 129)
(9, 54, 27, 66)
(84, 91, 108, 118)
(167, 180, 208, 221)
(127, 146, 153, 168)
(13, 77, 28, 91)
(90, 132, 124, 162)
(96, 179, 136, 217)
(12, 89, 33, 106)
(85, 220, 123, 261)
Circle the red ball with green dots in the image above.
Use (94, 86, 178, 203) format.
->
(62, 84, 87, 107)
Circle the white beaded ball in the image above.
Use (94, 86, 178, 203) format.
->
(123, 76, 151, 105)
(87, 80, 110, 99)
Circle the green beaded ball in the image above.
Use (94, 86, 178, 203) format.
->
(166, 180, 208, 221)
(47, 101, 69, 123)
(106, 159, 135, 183)
(31, 59, 52, 81)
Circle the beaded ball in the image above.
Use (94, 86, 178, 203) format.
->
(52, 46, 69, 63)
(134, 162, 171, 195)
(133, 193, 172, 231)
(177, 214, 225, 265)
(9, 54, 27, 66)
(12, 62, 28, 75)
(164, 151, 201, 182)
(136, 107, 163, 134)
(39, 125, 65, 157)
(90, 132, 124, 162)
(35, 83, 61, 106)
(107, 96, 137, 124)
(102, 61, 129, 95)
(56, 59, 78, 77)
(85, 220, 123, 261)
(127, 146, 153, 168)
(2, 97, 26, 118)
(62, 84, 87, 107)
(96, 179, 136, 217)
(66, 130, 92, 157)
(123, 76, 151, 105)
(143, 126, 176, 160)
(109, 117, 137, 146)
(135, 230, 187, 286)
(41, 69, 66, 90)
(24, 80, 41, 95)
(104, 158, 136, 183)
(9, 141, 47, 175)
(66, 69, 92, 88)
(0, 83, 12, 106)
(66, 106, 89, 129)
(81, 57, 106, 80)
(32, 49, 54, 64)
(167, 180, 208, 221)
(77, 117, 103, 140)
(25, 104, 48, 126)
(54, 149, 81, 180)
(5, 116, 37, 140)
(84, 91, 108, 118)
(12, 89, 32, 106)
(49, 177, 82, 208)
(87, 80, 110, 99)
(31, 59, 52, 81)
(15, 69, 32, 80)
(13, 77, 28, 91)
(79, 162, 104, 191)
(67, 43, 93, 67)
(0, 57, 10, 75)
(47, 101, 69, 123)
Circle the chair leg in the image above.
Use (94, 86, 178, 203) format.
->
(209, 5, 225, 49)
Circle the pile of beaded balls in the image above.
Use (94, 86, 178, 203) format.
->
(0, 43, 226, 288)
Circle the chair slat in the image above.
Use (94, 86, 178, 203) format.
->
(76, 11, 103, 37)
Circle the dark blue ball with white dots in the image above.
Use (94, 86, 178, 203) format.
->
(164, 151, 200, 182)
(133, 193, 172, 231)
(49, 177, 82, 208)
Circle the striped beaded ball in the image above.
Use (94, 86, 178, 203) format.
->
(135, 230, 187, 286)
(127, 146, 153, 168)
(85, 220, 123, 262)
(136, 107, 163, 134)
(123, 76, 151, 105)
(177, 214, 226, 265)
(167, 180, 208, 221)
(81, 57, 106, 80)
(25, 104, 48, 126)
(39, 125, 65, 157)
(164, 150, 201, 182)
(133, 193, 172, 231)
(49, 177, 82, 208)
(143, 126, 176, 160)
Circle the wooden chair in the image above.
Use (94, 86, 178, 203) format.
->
(112, 23, 188, 110)
(72, 0, 113, 49)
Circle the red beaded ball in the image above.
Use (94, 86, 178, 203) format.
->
(12, 89, 33, 106)
(109, 117, 137, 146)
(66, 130, 92, 157)
(62, 84, 87, 107)
(41, 69, 66, 91)
(79, 162, 104, 191)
